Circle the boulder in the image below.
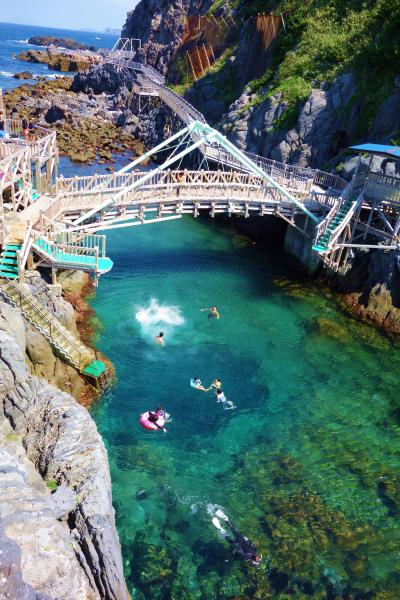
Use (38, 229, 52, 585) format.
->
(45, 104, 66, 123)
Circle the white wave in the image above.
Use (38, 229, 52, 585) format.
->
(0, 70, 13, 78)
(136, 298, 184, 327)
(8, 38, 29, 44)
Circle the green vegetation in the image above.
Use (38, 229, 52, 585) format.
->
(207, 0, 400, 135)
(46, 479, 58, 491)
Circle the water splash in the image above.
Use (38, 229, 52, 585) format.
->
(135, 299, 185, 338)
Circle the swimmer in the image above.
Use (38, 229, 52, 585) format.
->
(155, 331, 165, 345)
(212, 509, 262, 566)
(190, 377, 210, 392)
(211, 378, 222, 391)
(201, 306, 220, 319)
(216, 388, 236, 410)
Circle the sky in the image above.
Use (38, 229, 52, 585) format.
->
(0, 0, 139, 31)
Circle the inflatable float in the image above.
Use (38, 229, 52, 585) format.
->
(139, 411, 166, 431)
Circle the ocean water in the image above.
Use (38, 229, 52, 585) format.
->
(0, 22, 117, 90)
(82, 206, 400, 598)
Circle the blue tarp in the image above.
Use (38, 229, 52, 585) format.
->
(350, 144, 400, 159)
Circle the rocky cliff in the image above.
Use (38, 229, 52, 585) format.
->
(0, 276, 129, 599)
(121, 0, 213, 73)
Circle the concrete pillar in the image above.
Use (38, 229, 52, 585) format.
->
(284, 214, 320, 275)
(51, 268, 57, 285)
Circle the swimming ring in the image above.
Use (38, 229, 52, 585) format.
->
(190, 378, 202, 389)
(139, 411, 166, 431)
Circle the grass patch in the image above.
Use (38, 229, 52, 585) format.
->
(46, 479, 58, 491)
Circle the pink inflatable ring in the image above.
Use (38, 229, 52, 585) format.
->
(140, 411, 166, 431)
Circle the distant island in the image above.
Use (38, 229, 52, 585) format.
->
(105, 28, 121, 35)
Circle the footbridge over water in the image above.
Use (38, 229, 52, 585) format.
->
(1, 43, 400, 289)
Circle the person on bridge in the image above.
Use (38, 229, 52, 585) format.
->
(201, 306, 220, 319)
(155, 331, 165, 345)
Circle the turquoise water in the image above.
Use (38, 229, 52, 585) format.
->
(89, 214, 400, 599)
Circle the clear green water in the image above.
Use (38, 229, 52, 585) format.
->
(89, 215, 400, 600)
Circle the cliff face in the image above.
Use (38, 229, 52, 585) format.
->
(0, 274, 129, 600)
(121, 0, 213, 73)
(0, 327, 128, 599)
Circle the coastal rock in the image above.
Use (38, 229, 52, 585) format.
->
(14, 71, 34, 80)
(328, 249, 400, 334)
(72, 63, 135, 94)
(122, 0, 213, 74)
(0, 332, 129, 599)
(17, 49, 100, 73)
(0, 300, 26, 352)
(28, 36, 95, 51)
(45, 104, 66, 123)
(221, 73, 358, 169)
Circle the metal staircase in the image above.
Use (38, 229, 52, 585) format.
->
(0, 244, 21, 279)
(0, 278, 95, 371)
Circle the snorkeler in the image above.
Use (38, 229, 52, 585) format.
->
(215, 388, 236, 410)
(201, 306, 220, 319)
(190, 377, 210, 392)
(212, 509, 262, 566)
(155, 331, 165, 345)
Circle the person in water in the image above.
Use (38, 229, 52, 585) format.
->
(211, 378, 222, 391)
(213, 510, 262, 566)
(215, 388, 236, 410)
(201, 306, 220, 319)
(191, 377, 210, 392)
(155, 331, 165, 345)
(148, 407, 167, 432)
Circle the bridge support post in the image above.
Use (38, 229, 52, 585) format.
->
(51, 268, 57, 285)
(284, 214, 321, 275)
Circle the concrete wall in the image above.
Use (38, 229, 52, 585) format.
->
(284, 214, 320, 275)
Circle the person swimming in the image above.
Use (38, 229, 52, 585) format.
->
(155, 331, 165, 345)
(201, 306, 220, 319)
(148, 406, 168, 432)
(190, 378, 210, 392)
(212, 509, 262, 566)
(215, 388, 236, 410)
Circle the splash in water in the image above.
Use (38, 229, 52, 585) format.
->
(135, 299, 185, 339)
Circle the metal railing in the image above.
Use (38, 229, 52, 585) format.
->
(313, 182, 353, 244)
(31, 230, 102, 272)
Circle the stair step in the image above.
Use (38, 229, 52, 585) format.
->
(0, 272, 19, 279)
(0, 258, 18, 266)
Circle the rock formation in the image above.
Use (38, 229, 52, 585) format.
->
(0, 279, 129, 599)
(28, 36, 96, 51)
(17, 48, 101, 73)
(121, 0, 213, 74)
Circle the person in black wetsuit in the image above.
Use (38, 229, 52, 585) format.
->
(212, 511, 262, 566)
(226, 520, 262, 566)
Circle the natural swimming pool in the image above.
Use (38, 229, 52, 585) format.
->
(88, 212, 400, 599)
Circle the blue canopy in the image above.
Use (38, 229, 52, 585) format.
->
(350, 144, 400, 159)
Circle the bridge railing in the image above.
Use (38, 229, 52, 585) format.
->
(31, 229, 101, 271)
(313, 182, 353, 243)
